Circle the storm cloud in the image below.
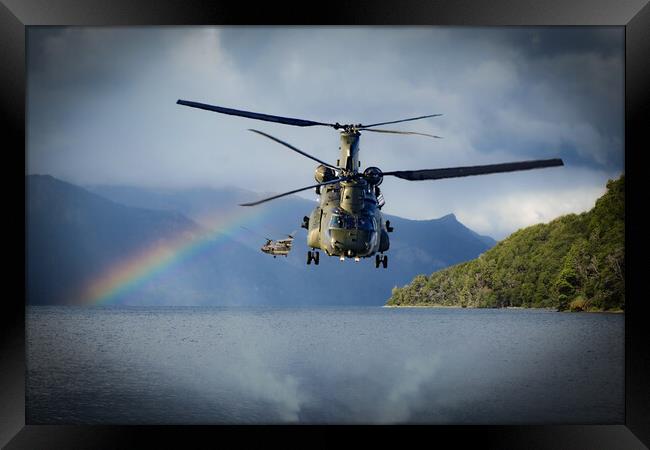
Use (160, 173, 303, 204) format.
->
(27, 26, 623, 239)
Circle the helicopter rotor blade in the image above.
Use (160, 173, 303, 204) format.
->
(177, 100, 336, 128)
(248, 129, 338, 170)
(361, 128, 442, 139)
(239, 177, 346, 207)
(360, 114, 442, 129)
(383, 159, 564, 181)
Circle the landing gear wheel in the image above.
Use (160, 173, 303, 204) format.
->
(307, 250, 319, 265)
(375, 254, 381, 268)
(382, 255, 388, 269)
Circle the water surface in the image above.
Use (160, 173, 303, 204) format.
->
(26, 306, 624, 424)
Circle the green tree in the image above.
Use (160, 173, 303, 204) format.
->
(387, 176, 625, 312)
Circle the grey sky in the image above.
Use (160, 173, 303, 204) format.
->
(26, 26, 624, 239)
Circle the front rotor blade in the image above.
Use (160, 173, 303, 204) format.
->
(240, 178, 345, 207)
(362, 128, 442, 139)
(360, 114, 442, 129)
(177, 100, 335, 128)
(384, 158, 564, 181)
(249, 129, 338, 170)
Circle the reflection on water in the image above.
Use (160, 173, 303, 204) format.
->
(26, 306, 624, 424)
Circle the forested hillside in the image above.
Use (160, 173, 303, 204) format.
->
(387, 176, 624, 311)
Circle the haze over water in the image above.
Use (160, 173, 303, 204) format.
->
(26, 306, 623, 424)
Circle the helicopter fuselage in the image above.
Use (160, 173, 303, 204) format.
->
(306, 180, 390, 258)
(305, 131, 390, 260)
(260, 238, 293, 257)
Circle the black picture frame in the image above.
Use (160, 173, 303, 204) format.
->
(3, 0, 649, 448)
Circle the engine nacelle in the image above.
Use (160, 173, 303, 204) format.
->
(363, 166, 383, 186)
(315, 164, 336, 183)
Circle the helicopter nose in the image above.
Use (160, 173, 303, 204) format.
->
(329, 229, 372, 255)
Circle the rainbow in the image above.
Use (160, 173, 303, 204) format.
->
(80, 206, 270, 305)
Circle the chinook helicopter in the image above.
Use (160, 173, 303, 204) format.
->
(241, 226, 295, 258)
(177, 99, 564, 268)
(262, 235, 294, 258)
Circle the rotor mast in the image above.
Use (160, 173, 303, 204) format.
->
(339, 130, 361, 174)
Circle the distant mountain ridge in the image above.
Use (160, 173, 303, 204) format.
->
(27, 175, 497, 306)
(86, 184, 496, 264)
(387, 175, 625, 311)
(27, 175, 203, 305)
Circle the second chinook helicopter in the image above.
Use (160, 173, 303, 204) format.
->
(241, 226, 295, 258)
(261, 235, 294, 258)
(178, 100, 564, 268)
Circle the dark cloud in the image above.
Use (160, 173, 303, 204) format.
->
(498, 26, 623, 58)
(26, 26, 624, 239)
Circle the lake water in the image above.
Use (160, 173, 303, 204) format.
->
(26, 306, 624, 425)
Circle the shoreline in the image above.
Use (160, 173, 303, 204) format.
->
(382, 304, 552, 309)
(383, 304, 464, 309)
(383, 304, 624, 313)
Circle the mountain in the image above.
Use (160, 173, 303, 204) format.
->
(27, 175, 202, 305)
(86, 184, 496, 269)
(27, 175, 312, 306)
(27, 175, 497, 306)
(387, 176, 625, 312)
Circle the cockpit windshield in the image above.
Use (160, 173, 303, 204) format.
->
(330, 214, 354, 229)
(356, 216, 374, 230)
(329, 214, 375, 231)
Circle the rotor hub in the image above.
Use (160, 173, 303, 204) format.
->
(333, 123, 363, 133)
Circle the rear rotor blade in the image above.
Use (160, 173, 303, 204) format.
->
(360, 114, 442, 129)
(384, 158, 564, 181)
(240, 177, 346, 207)
(249, 129, 338, 170)
(362, 128, 442, 139)
(177, 100, 335, 128)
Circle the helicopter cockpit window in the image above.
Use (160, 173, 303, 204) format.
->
(329, 214, 355, 229)
(329, 214, 343, 229)
(357, 216, 375, 231)
(329, 214, 376, 231)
